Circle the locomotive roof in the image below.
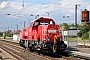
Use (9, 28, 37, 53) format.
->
(31, 17, 55, 23)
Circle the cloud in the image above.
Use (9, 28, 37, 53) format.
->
(0, 0, 90, 31)
(0, 1, 8, 8)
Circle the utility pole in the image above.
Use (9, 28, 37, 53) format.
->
(22, 1, 24, 7)
(75, 4, 80, 28)
(89, 30, 90, 42)
(75, 5, 77, 28)
(8, 27, 9, 31)
(16, 24, 19, 30)
(24, 21, 25, 28)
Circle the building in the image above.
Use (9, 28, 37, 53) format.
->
(13, 30, 22, 40)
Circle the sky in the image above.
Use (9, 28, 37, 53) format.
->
(0, 0, 90, 32)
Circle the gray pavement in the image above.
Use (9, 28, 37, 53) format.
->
(66, 41, 90, 54)
(67, 46, 90, 54)
(66, 43, 90, 59)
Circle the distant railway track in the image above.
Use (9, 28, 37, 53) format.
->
(0, 40, 81, 60)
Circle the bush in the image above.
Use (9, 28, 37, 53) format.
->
(81, 32, 89, 40)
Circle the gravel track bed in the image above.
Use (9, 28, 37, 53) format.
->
(0, 40, 82, 60)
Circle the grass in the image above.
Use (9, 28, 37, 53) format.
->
(67, 37, 89, 42)
(0, 36, 89, 42)
(0, 37, 13, 40)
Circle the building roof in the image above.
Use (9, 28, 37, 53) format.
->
(13, 30, 22, 34)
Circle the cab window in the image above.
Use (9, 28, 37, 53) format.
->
(40, 21, 49, 25)
(34, 22, 39, 27)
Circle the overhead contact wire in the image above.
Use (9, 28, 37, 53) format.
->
(0, 0, 12, 13)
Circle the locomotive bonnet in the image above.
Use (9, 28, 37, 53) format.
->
(19, 17, 67, 54)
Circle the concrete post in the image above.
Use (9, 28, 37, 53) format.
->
(89, 30, 90, 42)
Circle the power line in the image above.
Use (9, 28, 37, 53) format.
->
(0, 0, 12, 13)
(3, 1, 62, 31)
(6, 1, 25, 23)
(31, 2, 60, 14)
(6, 1, 61, 27)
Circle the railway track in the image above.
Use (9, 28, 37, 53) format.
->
(0, 40, 82, 60)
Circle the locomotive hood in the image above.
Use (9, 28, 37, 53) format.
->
(38, 24, 61, 43)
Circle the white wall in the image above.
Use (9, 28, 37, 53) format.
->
(13, 34, 20, 40)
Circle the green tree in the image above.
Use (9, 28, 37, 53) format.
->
(63, 23, 69, 29)
(59, 23, 69, 30)
(81, 32, 89, 40)
(7, 33, 13, 37)
(79, 22, 89, 40)
(5, 30, 13, 37)
(0, 32, 3, 37)
(70, 23, 74, 27)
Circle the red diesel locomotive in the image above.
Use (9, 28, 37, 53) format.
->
(19, 17, 67, 54)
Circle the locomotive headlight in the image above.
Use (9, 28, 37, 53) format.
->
(48, 30, 56, 33)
